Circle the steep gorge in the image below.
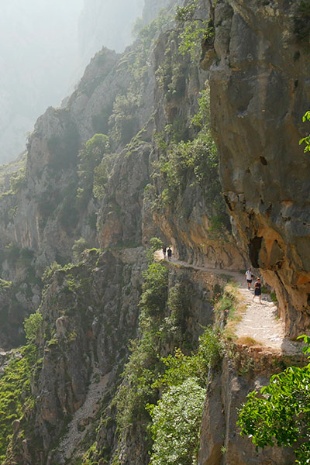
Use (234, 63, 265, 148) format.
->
(0, 0, 309, 464)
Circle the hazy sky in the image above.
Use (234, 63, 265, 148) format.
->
(0, 0, 145, 162)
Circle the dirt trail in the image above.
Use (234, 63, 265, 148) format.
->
(157, 251, 302, 355)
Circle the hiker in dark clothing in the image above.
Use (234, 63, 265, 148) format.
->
(253, 277, 262, 303)
(162, 246, 167, 258)
(167, 247, 172, 261)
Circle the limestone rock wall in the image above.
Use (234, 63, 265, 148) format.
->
(208, 0, 310, 336)
(148, 23, 246, 270)
(198, 345, 306, 465)
(7, 248, 145, 465)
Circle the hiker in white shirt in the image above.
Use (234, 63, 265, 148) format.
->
(245, 268, 253, 290)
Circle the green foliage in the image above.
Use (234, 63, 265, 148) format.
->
(109, 10, 173, 151)
(294, 0, 310, 41)
(299, 111, 310, 153)
(10, 169, 26, 193)
(133, 9, 174, 49)
(24, 311, 43, 343)
(0, 346, 38, 461)
(109, 93, 139, 147)
(148, 378, 205, 465)
(115, 255, 223, 462)
(151, 86, 230, 233)
(147, 327, 221, 465)
(78, 134, 110, 202)
(237, 338, 310, 464)
(167, 282, 189, 330)
(93, 154, 114, 200)
(140, 263, 169, 317)
(72, 237, 88, 263)
(115, 336, 160, 434)
(0, 278, 12, 290)
(42, 261, 62, 283)
(146, 237, 164, 263)
(4, 242, 20, 262)
(198, 326, 223, 368)
(176, 0, 214, 60)
(154, 127, 229, 230)
(155, 328, 222, 390)
(191, 88, 210, 130)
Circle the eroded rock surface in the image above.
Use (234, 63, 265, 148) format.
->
(209, 0, 310, 336)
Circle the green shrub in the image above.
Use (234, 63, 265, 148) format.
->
(10, 169, 26, 193)
(147, 327, 221, 465)
(24, 312, 43, 343)
(0, 346, 38, 461)
(238, 343, 310, 465)
(176, 0, 214, 60)
(148, 378, 205, 465)
(140, 263, 169, 317)
(299, 111, 310, 153)
(77, 133, 110, 202)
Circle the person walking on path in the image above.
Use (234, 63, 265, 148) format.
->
(245, 268, 253, 290)
(253, 277, 262, 303)
(162, 246, 167, 259)
(167, 247, 172, 261)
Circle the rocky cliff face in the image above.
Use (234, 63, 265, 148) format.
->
(0, 0, 244, 348)
(6, 247, 144, 464)
(208, 0, 310, 336)
(198, 346, 305, 465)
(0, 0, 309, 464)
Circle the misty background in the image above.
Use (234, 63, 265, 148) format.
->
(0, 0, 144, 163)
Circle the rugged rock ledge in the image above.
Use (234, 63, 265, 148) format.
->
(208, 0, 310, 336)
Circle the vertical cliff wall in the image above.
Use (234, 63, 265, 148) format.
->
(208, 0, 310, 336)
(1, 1, 309, 464)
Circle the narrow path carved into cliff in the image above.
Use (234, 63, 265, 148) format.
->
(156, 251, 302, 355)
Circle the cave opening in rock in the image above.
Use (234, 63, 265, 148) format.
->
(249, 236, 263, 268)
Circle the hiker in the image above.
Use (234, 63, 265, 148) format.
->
(245, 268, 253, 290)
(167, 247, 172, 261)
(253, 277, 262, 303)
(162, 246, 167, 258)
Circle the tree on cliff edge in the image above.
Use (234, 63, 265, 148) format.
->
(237, 338, 310, 464)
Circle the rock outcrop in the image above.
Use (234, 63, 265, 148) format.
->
(208, 0, 310, 336)
(198, 346, 303, 465)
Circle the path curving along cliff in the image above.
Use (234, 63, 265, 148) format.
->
(156, 250, 303, 356)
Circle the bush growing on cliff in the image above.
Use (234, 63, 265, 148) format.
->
(148, 378, 205, 465)
(147, 328, 222, 465)
(237, 336, 310, 464)
(299, 111, 310, 153)
(109, 93, 140, 147)
(114, 253, 224, 465)
(176, 0, 214, 60)
(77, 133, 110, 202)
(140, 263, 169, 317)
(0, 346, 38, 461)
(24, 311, 43, 343)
